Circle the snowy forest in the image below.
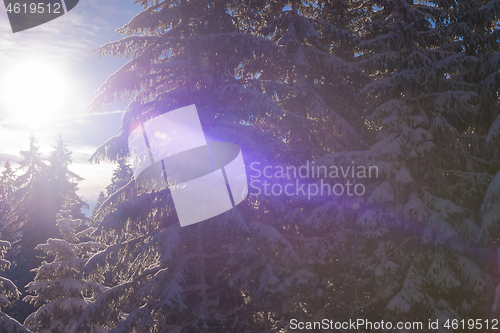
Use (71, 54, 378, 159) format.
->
(1, 0, 500, 332)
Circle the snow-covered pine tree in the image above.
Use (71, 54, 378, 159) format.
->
(354, 0, 500, 324)
(73, 0, 373, 331)
(4, 135, 87, 323)
(4, 135, 49, 247)
(3, 135, 52, 318)
(105, 159, 133, 198)
(89, 158, 135, 226)
(23, 214, 106, 333)
(454, 0, 500, 320)
(47, 135, 87, 222)
(90, 192, 106, 224)
(0, 240, 31, 333)
(92, 159, 135, 221)
(227, 0, 379, 326)
(0, 161, 15, 222)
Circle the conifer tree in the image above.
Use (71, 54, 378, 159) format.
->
(105, 159, 133, 197)
(0, 161, 15, 222)
(74, 0, 370, 331)
(0, 241, 31, 333)
(352, 0, 500, 324)
(4, 135, 88, 323)
(90, 192, 106, 224)
(1, 136, 52, 324)
(23, 214, 106, 333)
(90, 159, 135, 223)
(73, 0, 500, 331)
(48, 135, 87, 221)
(4, 135, 50, 291)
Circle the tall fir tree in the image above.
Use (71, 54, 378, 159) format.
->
(353, 0, 500, 324)
(90, 192, 106, 224)
(91, 159, 135, 223)
(73, 0, 375, 331)
(72, 0, 500, 331)
(2, 135, 51, 323)
(0, 161, 15, 223)
(105, 159, 133, 197)
(23, 214, 106, 333)
(0, 240, 31, 333)
(4, 135, 88, 323)
(4, 135, 50, 271)
(48, 135, 87, 221)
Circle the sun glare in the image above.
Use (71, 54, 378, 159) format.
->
(1, 59, 72, 127)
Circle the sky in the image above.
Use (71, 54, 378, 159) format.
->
(0, 0, 144, 215)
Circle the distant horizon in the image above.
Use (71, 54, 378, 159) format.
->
(0, 112, 122, 216)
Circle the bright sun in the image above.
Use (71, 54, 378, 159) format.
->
(1, 59, 72, 127)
